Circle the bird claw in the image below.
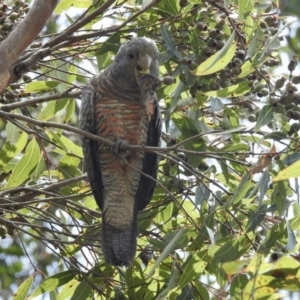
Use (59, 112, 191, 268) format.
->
(112, 139, 129, 157)
(138, 74, 159, 112)
(138, 73, 160, 92)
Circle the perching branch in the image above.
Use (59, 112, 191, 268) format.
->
(0, 109, 268, 164)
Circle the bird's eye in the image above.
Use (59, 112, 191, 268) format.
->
(128, 53, 134, 59)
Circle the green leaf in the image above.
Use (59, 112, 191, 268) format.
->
(149, 227, 190, 250)
(238, 59, 255, 78)
(37, 99, 68, 121)
(71, 277, 93, 300)
(258, 170, 270, 206)
(56, 279, 80, 300)
(189, 27, 202, 58)
(96, 51, 111, 71)
(244, 15, 255, 42)
(157, 0, 179, 17)
(179, 250, 209, 288)
(246, 26, 264, 59)
(195, 184, 211, 206)
(95, 33, 120, 56)
(220, 160, 229, 183)
(30, 153, 46, 181)
(209, 97, 224, 112)
(224, 107, 239, 128)
(30, 270, 77, 298)
(25, 81, 59, 93)
(263, 131, 287, 141)
(246, 206, 267, 232)
(160, 24, 182, 59)
(55, 0, 92, 14)
(213, 234, 253, 262)
(65, 99, 76, 122)
(220, 143, 248, 152)
(46, 130, 83, 158)
(155, 261, 180, 299)
(285, 218, 296, 251)
(243, 279, 278, 300)
(191, 281, 210, 300)
(213, 239, 240, 262)
(271, 181, 287, 215)
(146, 228, 185, 279)
(244, 256, 300, 297)
(126, 262, 146, 299)
(6, 121, 26, 144)
(13, 275, 33, 300)
(282, 152, 300, 166)
(223, 260, 251, 275)
(273, 159, 300, 181)
(0, 128, 27, 169)
(5, 138, 40, 189)
(262, 18, 296, 58)
(261, 218, 286, 251)
(204, 81, 252, 97)
(172, 116, 206, 167)
(60, 154, 80, 167)
(225, 172, 252, 208)
(195, 31, 236, 76)
(239, 0, 253, 20)
(230, 274, 249, 299)
(255, 105, 274, 131)
(67, 64, 77, 84)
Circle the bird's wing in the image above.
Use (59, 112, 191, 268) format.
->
(136, 96, 161, 211)
(79, 83, 104, 210)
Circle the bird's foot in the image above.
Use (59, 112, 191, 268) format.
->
(138, 74, 160, 111)
(138, 73, 160, 92)
(112, 139, 129, 158)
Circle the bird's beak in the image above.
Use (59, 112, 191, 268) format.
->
(137, 53, 152, 73)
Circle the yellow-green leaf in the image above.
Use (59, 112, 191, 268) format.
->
(37, 99, 68, 121)
(224, 172, 252, 208)
(5, 138, 40, 189)
(46, 130, 83, 158)
(273, 160, 300, 182)
(29, 270, 78, 298)
(195, 31, 236, 76)
(0, 129, 27, 169)
(56, 279, 80, 300)
(13, 275, 33, 300)
(55, 0, 92, 14)
(204, 81, 252, 97)
(25, 81, 59, 93)
(179, 251, 209, 288)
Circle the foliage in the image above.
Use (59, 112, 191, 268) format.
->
(1, 0, 300, 299)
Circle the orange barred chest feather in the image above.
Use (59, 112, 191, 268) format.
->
(95, 98, 149, 146)
(94, 98, 150, 229)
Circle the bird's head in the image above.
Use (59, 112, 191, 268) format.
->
(113, 37, 159, 80)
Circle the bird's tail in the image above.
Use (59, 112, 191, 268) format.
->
(101, 208, 138, 267)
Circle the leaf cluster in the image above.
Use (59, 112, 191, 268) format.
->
(1, 0, 300, 299)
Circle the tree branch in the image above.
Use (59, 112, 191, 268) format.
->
(1, 90, 81, 111)
(50, 0, 163, 48)
(0, 175, 87, 205)
(0, 0, 58, 93)
(0, 110, 268, 159)
(0, 109, 115, 146)
(46, 0, 116, 48)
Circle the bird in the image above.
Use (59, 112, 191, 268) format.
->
(79, 37, 161, 266)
